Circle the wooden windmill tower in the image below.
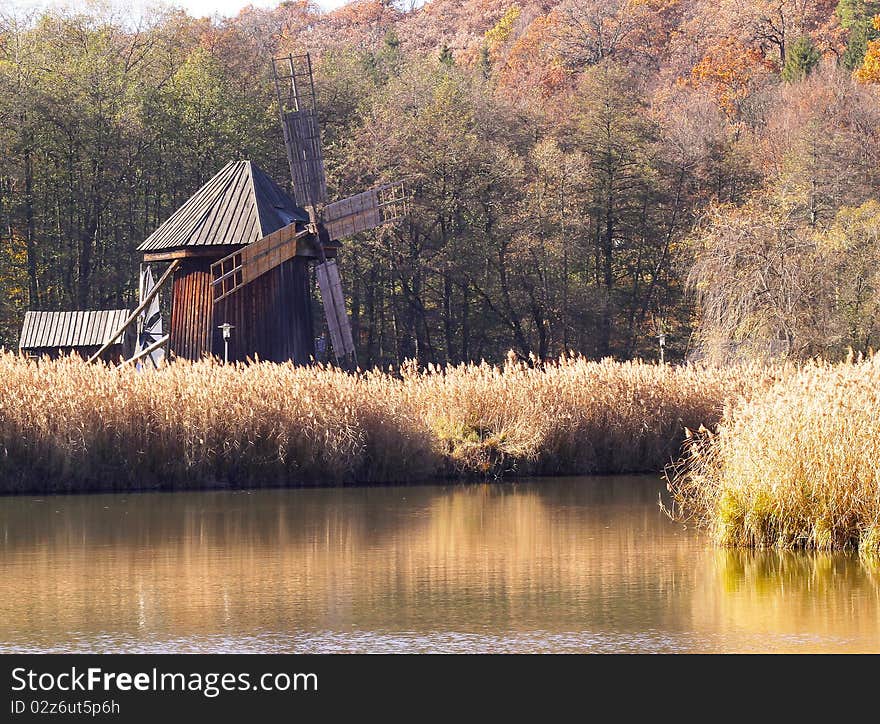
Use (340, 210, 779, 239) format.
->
(113, 52, 406, 366)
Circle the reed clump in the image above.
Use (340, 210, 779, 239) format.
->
(667, 355, 880, 555)
(415, 353, 778, 477)
(0, 351, 773, 493)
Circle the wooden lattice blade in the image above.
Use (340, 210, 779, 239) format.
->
(315, 259, 355, 359)
(322, 181, 407, 240)
(272, 53, 326, 209)
(282, 109, 327, 208)
(272, 54, 317, 114)
(211, 223, 311, 302)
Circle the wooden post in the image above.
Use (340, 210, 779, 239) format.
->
(87, 260, 180, 364)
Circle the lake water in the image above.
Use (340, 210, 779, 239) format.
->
(1, 476, 878, 653)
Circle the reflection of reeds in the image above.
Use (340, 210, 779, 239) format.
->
(2, 483, 878, 652)
(0, 481, 697, 644)
(0, 352, 775, 492)
(692, 549, 880, 649)
(668, 356, 880, 553)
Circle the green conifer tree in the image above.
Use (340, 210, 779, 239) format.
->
(479, 44, 491, 78)
(836, 0, 880, 69)
(781, 36, 821, 82)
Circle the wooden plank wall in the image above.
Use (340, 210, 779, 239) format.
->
(169, 259, 215, 360)
(211, 257, 314, 364)
(171, 255, 314, 364)
(279, 257, 316, 364)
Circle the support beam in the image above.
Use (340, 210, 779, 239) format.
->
(142, 246, 241, 263)
(119, 334, 169, 368)
(87, 260, 180, 364)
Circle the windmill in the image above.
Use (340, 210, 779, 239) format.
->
(84, 52, 406, 369)
(210, 53, 407, 366)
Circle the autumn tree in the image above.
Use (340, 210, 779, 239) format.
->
(822, 201, 880, 352)
(0, 7, 280, 336)
(689, 67, 880, 361)
(855, 15, 880, 79)
(688, 191, 835, 362)
(705, 0, 836, 68)
(572, 63, 665, 356)
(690, 192, 880, 361)
(687, 38, 776, 117)
(555, 0, 629, 66)
(0, 11, 42, 309)
(1, 0, 875, 366)
(836, 0, 880, 69)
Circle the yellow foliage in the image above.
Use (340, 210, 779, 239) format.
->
(821, 200, 880, 251)
(856, 23, 880, 83)
(689, 38, 775, 116)
(485, 6, 521, 50)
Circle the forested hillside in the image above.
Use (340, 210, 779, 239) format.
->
(2, 0, 880, 365)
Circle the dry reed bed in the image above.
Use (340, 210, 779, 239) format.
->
(0, 352, 776, 493)
(667, 355, 880, 554)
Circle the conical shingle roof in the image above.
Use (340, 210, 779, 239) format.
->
(138, 160, 307, 252)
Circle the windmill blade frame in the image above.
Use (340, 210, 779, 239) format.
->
(323, 181, 408, 240)
(282, 110, 327, 209)
(211, 223, 312, 303)
(315, 259, 356, 360)
(272, 54, 327, 209)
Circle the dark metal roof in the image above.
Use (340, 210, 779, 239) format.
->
(137, 160, 307, 252)
(19, 310, 130, 350)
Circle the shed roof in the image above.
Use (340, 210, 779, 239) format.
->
(19, 310, 130, 350)
(137, 160, 307, 253)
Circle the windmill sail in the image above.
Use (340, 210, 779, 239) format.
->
(136, 266, 164, 369)
(315, 260, 355, 360)
(282, 110, 327, 209)
(264, 52, 406, 367)
(211, 223, 310, 303)
(323, 181, 407, 240)
(273, 54, 326, 209)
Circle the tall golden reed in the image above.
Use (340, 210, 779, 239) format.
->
(0, 351, 773, 493)
(667, 355, 880, 554)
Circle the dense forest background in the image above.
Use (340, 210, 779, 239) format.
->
(3, 0, 880, 366)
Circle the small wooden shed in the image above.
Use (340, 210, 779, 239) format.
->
(19, 310, 133, 362)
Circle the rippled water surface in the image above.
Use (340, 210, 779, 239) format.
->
(1, 476, 878, 653)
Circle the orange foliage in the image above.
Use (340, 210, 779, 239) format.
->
(688, 38, 775, 116)
(329, 0, 400, 28)
(499, 13, 568, 95)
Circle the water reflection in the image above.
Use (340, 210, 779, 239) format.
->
(692, 549, 880, 650)
(0, 477, 877, 652)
